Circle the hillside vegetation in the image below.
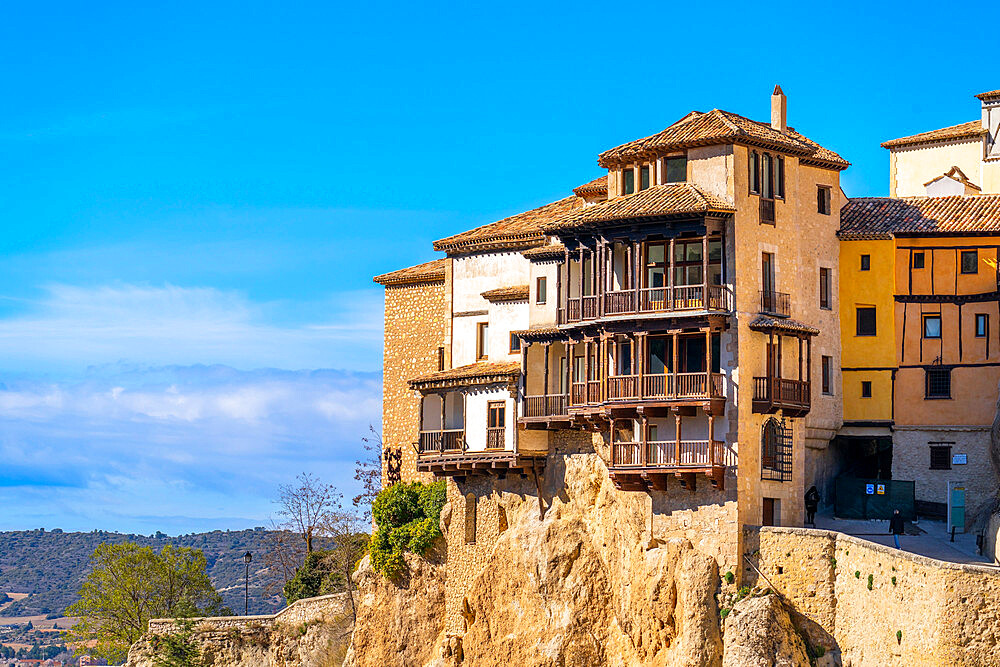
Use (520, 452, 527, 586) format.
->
(0, 528, 295, 617)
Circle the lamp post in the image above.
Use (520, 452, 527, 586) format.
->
(243, 551, 252, 615)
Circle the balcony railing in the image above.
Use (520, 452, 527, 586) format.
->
(486, 426, 505, 450)
(760, 197, 775, 224)
(759, 290, 790, 318)
(523, 393, 568, 418)
(753, 376, 810, 414)
(419, 429, 465, 454)
(605, 372, 724, 401)
(563, 285, 732, 323)
(611, 440, 725, 468)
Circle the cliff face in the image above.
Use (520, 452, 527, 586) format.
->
(346, 449, 733, 667)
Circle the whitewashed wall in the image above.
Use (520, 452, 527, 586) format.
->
(463, 387, 513, 452)
(528, 258, 560, 326)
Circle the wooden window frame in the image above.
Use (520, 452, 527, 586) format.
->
(487, 400, 505, 429)
(622, 167, 635, 195)
(819, 267, 831, 310)
(861, 380, 872, 398)
(929, 444, 952, 470)
(922, 314, 942, 339)
(817, 186, 831, 215)
(925, 367, 951, 399)
(856, 306, 877, 336)
(749, 150, 760, 194)
(821, 355, 832, 395)
(664, 155, 687, 184)
(536, 276, 547, 304)
(961, 250, 978, 274)
(976, 313, 989, 338)
(912, 252, 925, 269)
(775, 156, 785, 199)
(640, 165, 650, 190)
(860, 254, 871, 271)
(476, 322, 489, 360)
(437, 346, 446, 371)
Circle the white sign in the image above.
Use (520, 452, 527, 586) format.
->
(953, 454, 967, 465)
(865, 483, 875, 495)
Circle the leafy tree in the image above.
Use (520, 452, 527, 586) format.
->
(150, 619, 203, 667)
(65, 543, 230, 663)
(370, 481, 446, 578)
(283, 550, 337, 603)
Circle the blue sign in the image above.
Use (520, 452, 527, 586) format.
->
(865, 483, 875, 495)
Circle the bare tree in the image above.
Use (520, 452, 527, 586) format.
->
(319, 507, 368, 620)
(260, 518, 303, 599)
(277, 472, 340, 553)
(354, 425, 384, 523)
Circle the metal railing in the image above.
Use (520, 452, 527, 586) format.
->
(418, 429, 465, 454)
(523, 393, 568, 418)
(759, 290, 790, 317)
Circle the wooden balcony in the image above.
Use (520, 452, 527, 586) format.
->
(752, 376, 810, 417)
(759, 290, 790, 318)
(608, 439, 726, 491)
(418, 429, 464, 454)
(559, 285, 732, 323)
(417, 428, 544, 478)
(523, 394, 568, 418)
(605, 372, 725, 402)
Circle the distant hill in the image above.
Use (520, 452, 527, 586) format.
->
(0, 528, 300, 617)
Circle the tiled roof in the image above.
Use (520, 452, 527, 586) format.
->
(597, 109, 849, 170)
(975, 90, 1000, 101)
(373, 258, 448, 286)
(839, 195, 1000, 238)
(748, 315, 819, 336)
(573, 176, 608, 196)
(409, 361, 520, 390)
(481, 285, 529, 302)
(511, 326, 563, 341)
(433, 196, 584, 255)
(522, 243, 566, 261)
(881, 121, 986, 149)
(543, 183, 734, 232)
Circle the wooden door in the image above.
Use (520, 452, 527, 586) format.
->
(762, 498, 776, 527)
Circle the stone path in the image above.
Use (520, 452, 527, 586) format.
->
(811, 514, 999, 567)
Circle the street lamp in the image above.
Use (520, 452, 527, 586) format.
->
(243, 551, 252, 615)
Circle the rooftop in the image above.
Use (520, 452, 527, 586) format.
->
(481, 285, 529, 302)
(373, 258, 449, 286)
(881, 120, 986, 149)
(521, 243, 566, 261)
(543, 183, 734, 232)
(409, 361, 521, 391)
(975, 89, 1000, 101)
(839, 195, 1000, 239)
(433, 196, 583, 255)
(597, 109, 848, 170)
(572, 176, 608, 197)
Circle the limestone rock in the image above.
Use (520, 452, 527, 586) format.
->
(722, 594, 810, 667)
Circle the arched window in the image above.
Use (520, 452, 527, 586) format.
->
(464, 493, 477, 544)
(761, 418, 791, 481)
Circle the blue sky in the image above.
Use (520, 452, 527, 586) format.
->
(0, 0, 994, 533)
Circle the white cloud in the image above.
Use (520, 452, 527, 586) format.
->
(0, 283, 383, 372)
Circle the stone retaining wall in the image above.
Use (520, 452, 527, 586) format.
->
(147, 593, 348, 635)
(747, 525, 1000, 666)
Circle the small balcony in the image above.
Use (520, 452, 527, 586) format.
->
(523, 393, 568, 418)
(569, 381, 601, 406)
(752, 376, 810, 417)
(418, 429, 464, 454)
(759, 290, 790, 318)
(759, 197, 775, 224)
(608, 439, 726, 491)
(559, 285, 732, 323)
(604, 372, 724, 402)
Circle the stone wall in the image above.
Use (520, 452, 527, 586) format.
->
(747, 525, 1000, 666)
(146, 592, 349, 636)
(382, 276, 448, 484)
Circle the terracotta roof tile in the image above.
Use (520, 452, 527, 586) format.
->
(373, 258, 448, 286)
(573, 176, 608, 196)
(748, 315, 819, 336)
(598, 109, 848, 170)
(839, 195, 1000, 239)
(433, 196, 584, 255)
(522, 243, 566, 260)
(975, 90, 1000, 101)
(481, 285, 529, 302)
(543, 183, 734, 232)
(409, 361, 520, 390)
(511, 326, 563, 341)
(881, 121, 986, 149)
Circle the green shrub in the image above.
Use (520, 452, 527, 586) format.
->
(854, 570, 860, 579)
(830, 557, 837, 568)
(723, 571, 735, 585)
(867, 574, 873, 590)
(370, 481, 447, 578)
(896, 630, 902, 644)
(891, 576, 897, 586)
(719, 608, 731, 620)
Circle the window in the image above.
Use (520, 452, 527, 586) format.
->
(976, 313, 989, 338)
(923, 315, 942, 339)
(822, 356, 832, 395)
(929, 444, 953, 470)
(861, 381, 872, 398)
(673, 239, 707, 286)
(961, 250, 978, 274)
(819, 268, 831, 309)
(640, 165, 650, 190)
(761, 153, 773, 199)
(437, 346, 445, 371)
(776, 156, 785, 198)
(664, 156, 687, 183)
(509, 332, 520, 353)
(925, 367, 951, 399)
(749, 151, 760, 194)
(912, 252, 925, 269)
(761, 418, 791, 482)
(860, 254, 870, 271)
(536, 276, 547, 304)
(487, 400, 505, 449)
(464, 493, 477, 544)
(856, 306, 877, 336)
(817, 186, 831, 215)
(477, 322, 489, 360)
(622, 168, 635, 195)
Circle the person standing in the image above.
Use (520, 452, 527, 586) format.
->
(804, 486, 820, 527)
(889, 509, 905, 548)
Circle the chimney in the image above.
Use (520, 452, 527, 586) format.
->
(771, 85, 787, 133)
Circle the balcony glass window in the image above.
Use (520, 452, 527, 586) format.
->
(674, 240, 704, 286)
(622, 168, 635, 195)
(708, 240, 723, 285)
(646, 243, 667, 288)
(640, 165, 650, 190)
(617, 341, 632, 375)
(665, 156, 687, 183)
